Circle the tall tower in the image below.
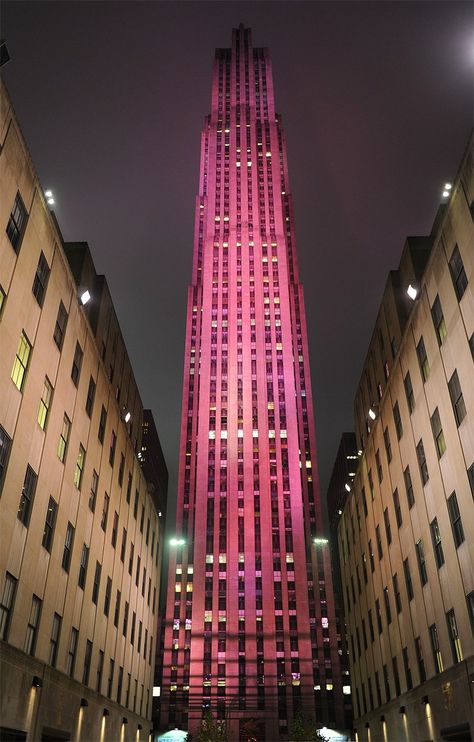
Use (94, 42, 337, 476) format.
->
(161, 26, 343, 740)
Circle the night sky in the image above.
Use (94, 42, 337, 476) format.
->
(2, 1, 472, 529)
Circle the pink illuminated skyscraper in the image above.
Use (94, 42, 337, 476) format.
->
(161, 26, 344, 740)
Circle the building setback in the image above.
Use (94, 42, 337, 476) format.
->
(160, 26, 344, 740)
(338, 134, 473, 741)
(0, 80, 167, 741)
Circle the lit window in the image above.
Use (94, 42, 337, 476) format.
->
(37, 377, 53, 430)
(11, 332, 31, 391)
(57, 414, 71, 462)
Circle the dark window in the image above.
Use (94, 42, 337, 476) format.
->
(383, 507, 392, 545)
(53, 301, 68, 350)
(89, 470, 98, 512)
(393, 573, 402, 613)
(120, 528, 127, 562)
(118, 453, 125, 486)
(404, 372, 415, 413)
(393, 402, 403, 440)
(101, 494, 109, 531)
(96, 650, 104, 693)
(447, 492, 464, 547)
(448, 370, 466, 426)
(415, 636, 426, 682)
(82, 639, 92, 685)
(466, 591, 474, 632)
(42, 496, 58, 551)
(430, 517, 445, 568)
(109, 431, 116, 466)
(111, 511, 118, 548)
(416, 539, 428, 585)
(431, 295, 447, 345)
(133, 490, 139, 519)
(403, 558, 414, 601)
(114, 590, 121, 628)
(470, 333, 474, 361)
(416, 337, 429, 382)
(62, 522, 75, 572)
(78, 544, 89, 589)
(383, 586, 392, 624)
(404, 465, 415, 507)
(32, 251, 50, 306)
(71, 342, 83, 387)
(104, 577, 112, 616)
(376, 449, 383, 482)
(368, 540, 375, 573)
(0, 573, 17, 641)
(384, 428, 392, 463)
(98, 406, 107, 444)
(431, 408, 446, 458)
(17, 465, 37, 527)
(416, 439, 429, 485)
(140, 505, 145, 533)
(361, 487, 368, 517)
(85, 376, 96, 417)
(24, 595, 41, 656)
(468, 463, 474, 496)
(107, 659, 115, 698)
(66, 627, 78, 677)
(393, 488, 402, 528)
(49, 612, 61, 667)
(449, 245, 468, 301)
(376, 525, 383, 559)
(0, 425, 12, 494)
(128, 543, 134, 575)
(392, 656, 401, 696)
(126, 473, 132, 504)
(375, 598, 383, 634)
(92, 561, 101, 605)
(6, 192, 27, 252)
(123, 601, 129, 637)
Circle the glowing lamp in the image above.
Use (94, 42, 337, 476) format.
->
(368, 408, 377, 421)
(80, 290, 91, 305)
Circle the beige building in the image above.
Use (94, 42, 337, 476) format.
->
(338, 134, 473, 741)
(0, 80, 166, 741)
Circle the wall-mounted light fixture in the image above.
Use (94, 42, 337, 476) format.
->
(80, 290, 91, 306)
(32, 676, 42, 688)
(421, 695, 429, 705)
(103, 708, 109, 717)
(80, 698, 88, 707)
(399, 705, 406, 714)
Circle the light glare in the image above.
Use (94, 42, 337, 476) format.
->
(407, 284, 418, 300)
(80, 290, 91, 305)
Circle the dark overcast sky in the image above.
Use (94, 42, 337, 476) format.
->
(2, 1, 472, 529)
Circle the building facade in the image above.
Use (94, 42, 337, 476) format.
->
(0, 80, 167, 741)
(161, 26, 344, 740)
(338, 134, 474, 741)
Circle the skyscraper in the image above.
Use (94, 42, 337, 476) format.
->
(161, 26, 343, 740)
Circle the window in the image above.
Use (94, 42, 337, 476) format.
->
(431, 295, 447, 345)
(89, 470, 98, 512)
(448, 370, 466, 426)
(447, 492, 464, 547)
(78, 544, 89, 589)
(429, 624, 443, 674)
(128, 543, 134, 575)
(393, 574, 402, 613)
(131, 611, 136, 645)
(0, 426, 12, 493)
(403, 465, 414, 508)
(11, 332, 31, 391)
(118, 453, 125, 486)
(97, 649, 104, 693)
(430, 517, 445, 568)
(136, 556, 141, 587)
(393, 489, 402, 528)
(62, 522, 75, 572)
(107, 658, 115, 698)
(383, 586, 392, 624)
(6, 192, 27, 251)
(431, 408, 446, 458)
(376, 450, 383, 482)
(126, 473, 132, 504)
(83, 639, 93, 685)
(111, 511, 118, 548)
(416, 439, 429, 485)
(42, 496, 57, 552)
(416, 539, 428, 585)
(100, 493, 109, 531)
(32, 251, 50, 306)
(104, 577, 112, 616)
(468, 463, 474, 496)
(92, 561, 101, 604)
(376, 525, 383, 559)
(383, 508, 392, 545)
(449, 245, 468, 301)
(37, 377, 53, 430)
(109, 431, 116, 466)
(71, 342, 83, 387)
(120, 528, 127, 562)
(416, 337, 429, 382)
(466, 592, 474, 632)
(123, 601, 129, 637)
(384, 428, 392, 463)
(0, 284, 5, 316)
(361, 487, 368, 516)
(49, 612, 61, 667)
(57, 414, 71, 462)
(74, 444, 85, 489)
(134, 490, 139, 519)
(98, 406, 107, 443)
(17, 464, 37, 527)
(114, 590, 121, 628)
(0, 573, 17, 640)
(415, 636, 426, 682)
(66, 627, 78, 677)
(140, 505, 145, 533)
(404, 372, 415, 413)
(446, 608, 463, 663)
(393, 402, 403, 440)
(117, 666, 124, 704)
(53, 301, 68, 350)
(375, 599, 383, 634)
(24, 595, 42, 656)
(403, 557, 414, 601)
(85, 376, 96, 417)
